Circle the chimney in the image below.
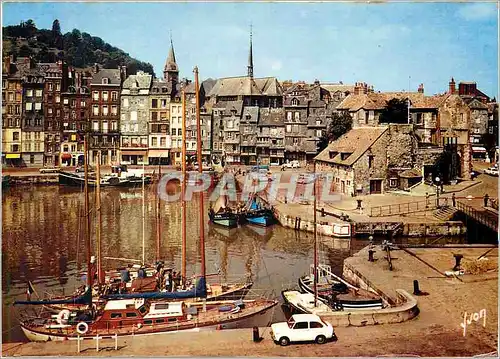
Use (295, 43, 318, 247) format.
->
(94, 63, 99, 74)
(418, 83, 424, 94)
(120, 65, 127, 83)
(449, 77, 456, 94)
(314, 79, 320, 86)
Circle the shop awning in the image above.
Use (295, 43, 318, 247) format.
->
(6, 153, 21, 159)
(472, 146, 487, 153)
(121, 150, 147, 156)
(61, 153, 72, 160)
(148, 150, 170, 157)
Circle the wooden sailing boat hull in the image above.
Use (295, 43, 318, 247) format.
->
(298, 276, 383, 310)
(209, 213, 238, 228)
(19, 300, 278, 342)
(59, 171, 152, 188)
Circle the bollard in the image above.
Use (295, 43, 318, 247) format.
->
(253, 326, 260, 342)
(77, 335, 81, 353)
(321, 208, 325, 217)
(453, 254, 464, 271)
(114, 333, 118, 350)
(96, 334, 99, 352)
(413, 280, 421, 295)
(368, 250, 375, 262)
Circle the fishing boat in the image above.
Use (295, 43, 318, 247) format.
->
(59, 167, 152, 188)
(208, 195, 238, 228)
(243, 198, 275, 227)
(297, 263, 383, 311)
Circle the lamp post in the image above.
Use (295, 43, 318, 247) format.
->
(435, 176, 441, 208)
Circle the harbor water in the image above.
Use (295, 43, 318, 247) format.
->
(1, 184, 364, 343)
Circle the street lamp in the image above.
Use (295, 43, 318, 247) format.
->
(435, 176, 441, 208)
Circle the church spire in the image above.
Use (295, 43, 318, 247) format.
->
(164, 32, 178, 85)
(247, 24, 253, 78)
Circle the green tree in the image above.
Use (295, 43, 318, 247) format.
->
(317, 112, 353, 152)
(18, 44, 33, 57)
(379, 98, 409, 124)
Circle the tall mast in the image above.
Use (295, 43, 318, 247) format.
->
(142, 161, 145, 265)
(156, 162, 161, 262)
(181, 89, 187, 287)
(313, 160, 318, 307)
(96, 150, 103, 285)
(194, 66, 206, 281)
(84, 132, 93, 290)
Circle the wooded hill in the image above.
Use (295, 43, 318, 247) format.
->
(3, 19, 155, 76)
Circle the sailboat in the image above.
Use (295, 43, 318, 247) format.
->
(15, 69, 277, 341)
(282, 163, 383, 314)
(208, 195, 238, 228)
(243, 196, 275, 227)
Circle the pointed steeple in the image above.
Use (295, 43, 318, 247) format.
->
(247, 24, 254, 78)
(164, 33, 179, 86)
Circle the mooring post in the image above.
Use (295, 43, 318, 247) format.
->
(77, 335, 81, 353)
(114, 333, 118, 350)
(413, 280, 421, 295)
(321, 208, 325, 217)
(368, 250, 375, 262)
(96, 334, 99, 352)
(453, 254, 464, 271)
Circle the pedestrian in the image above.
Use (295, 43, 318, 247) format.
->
(425, 192, 429, 208)
(138, 266, 146, 279)
(172, 271, 178, 291)
(484, 193, 489, 207)
(452, 193, 456, 207)
(165, 270, 172, 292)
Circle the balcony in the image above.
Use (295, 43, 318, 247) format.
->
(121, 143, 148, 148)
(225, 138, 240, 144)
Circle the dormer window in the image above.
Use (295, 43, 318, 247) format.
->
(245, 114, 251, 120)
(102, 78, 109, 85)
(291, 98, 299, 106)
(340, 152, 352, 160)
(329, 151, 338, 159)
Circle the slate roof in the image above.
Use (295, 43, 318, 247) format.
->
(122, 72, 152, 90)
(465, 98, 489, 110)
(208, 76, 282, 97)
(283, 96, 309, 107)
(213, 100, 243, 116)
(201, 78, 217, 96)
(314, 127, 388, 166)
(399, 168, 423, 178)
(337, 92, 448, 111)
(259, 108, 284, 126)
(38, 62, 62, 76)
(91, 68, 121, 86)
(241, 106, 259, 123)
(151, 79, 173, 93)
(320, 83, 355, 95)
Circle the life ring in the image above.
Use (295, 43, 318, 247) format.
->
(56, 309, 70, 325)
(76, 322, 89, 335)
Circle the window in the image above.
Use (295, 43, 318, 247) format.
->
(26, 89, 33, 97)
(102, 78, 109, 85)
(316, 130, 322, 137)
(30, 155, 35, 164)
(63, 98, 69, 105)
(152, 99, 158, 108)
(102, 122, 108, 133)
(293, 138, 299, 145)
(123, 98, 129, 107)
(55, 83, 60, 91)
(131, 111, 137, 122)
(368, 155, 374, 168)
(125, 312, 137, 318)
(287, 111, 292, 121)
(93, 121, 99, 131)
(141, 138, 147, 146)
(13, 132, 19, 141)
(152, 112, 158, 121)
(152, 137, 157, 146)
(103, 105, 109, 116)
(310, 322, 324, 329)
(93, 105, 99, 116)
(103, 91, 109, 101)
(416, 113, 423, 124)
(160, 137, 166, 147)
(111, 91, 118, 101)
(293, 322, 308, 329)
(48, 83, 53, 91)
(389, 178, 398, 188)
(93, 91, 99, 101)
(35, 102, 42, 110)
(8, 92, 14, 101)
(111, 105, 117, 115)
(294, 112, 300, 122)
(26, 102, 33, 111)
(286, 124, 292, 133)
(155, 319, 165, 324)
(112, 121, 118, 131)
(81, 100, 86, 107)
(55, 95, 60, 103)
(161, 99, 167, 108)
(144, 320, 153, 325)
(110, 313, 122, 319)
(35, 89, 42, 97)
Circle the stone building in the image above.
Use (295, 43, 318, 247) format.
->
(39, 61, 67, 166)
(19, 57, 45, 167)
(120, 71, 152, 165)
(60, 68, 92, 166)
(148, 79, 172, 165)
(466, 98, 489, 160)
(315, 125, 420, 195)
(89, 65, 124, 166)
(2, 56, 23, 167)
(221, 101, 243, 165)
(169, 101, 183, 165)
(240, 106, 259, 165)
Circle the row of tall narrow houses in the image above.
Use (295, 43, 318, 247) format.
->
(2, 34, 498, 189)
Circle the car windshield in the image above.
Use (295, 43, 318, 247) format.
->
(287, 318, 295, 329)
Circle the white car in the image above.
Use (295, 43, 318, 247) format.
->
(484, 166, 499, 177)
(39, 167, 60, 174)
(284, 160, 300, 169)
(270, 314, 336, 346)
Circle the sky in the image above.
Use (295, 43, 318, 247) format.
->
(2, 1, 498, 98)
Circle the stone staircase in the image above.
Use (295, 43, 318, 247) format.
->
(433, 205, 458, 221)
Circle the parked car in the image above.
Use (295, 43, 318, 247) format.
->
(284, 160, 300, 169)
(75, 165, 95, 173)
(271, 314, 336, 346)
(484, 165, 499, 177)
(39, 167, 60, 174)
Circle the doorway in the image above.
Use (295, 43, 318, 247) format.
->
(370, 180, 382, 194)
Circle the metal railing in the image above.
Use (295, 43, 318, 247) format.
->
(456, 201, 498, 232)
(370, 200, 436, 217)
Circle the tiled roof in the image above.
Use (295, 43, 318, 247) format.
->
(91, 68, 121, 86)
(320, 83, 355, 94)
(314, 126, 388, 166)
(337, 92, 449, 111)
(259, 108, 284, 126)
(465, 98, 489, 110)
